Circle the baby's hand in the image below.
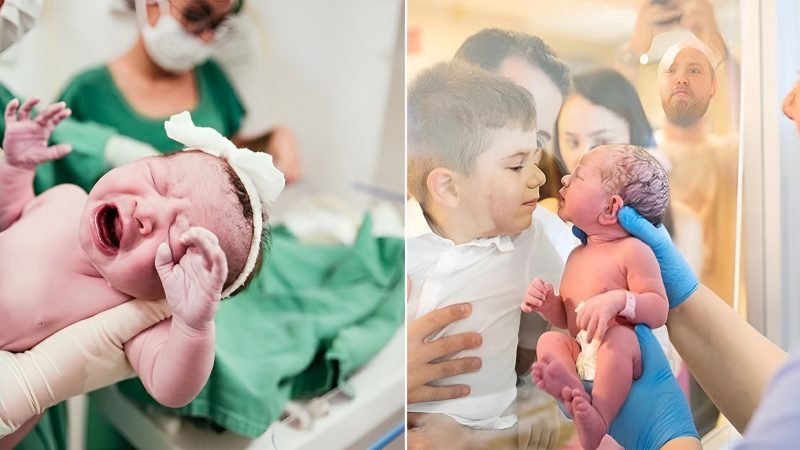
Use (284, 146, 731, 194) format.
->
(522, 278, 556, 313)
(155, 227, 228, 334)
(575, 290, 626, 344)
(3, 98, 72, 170)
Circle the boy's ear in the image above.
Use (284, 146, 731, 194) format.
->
(598, 194, 624, 226)
(710, 75, 718, 98)
(426, 168, 459, 209)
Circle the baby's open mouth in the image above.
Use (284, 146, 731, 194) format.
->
(95, 204, 122, 250)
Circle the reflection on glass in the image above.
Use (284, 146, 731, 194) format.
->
(408, 0, 741, 446)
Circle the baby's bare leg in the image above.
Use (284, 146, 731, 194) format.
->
(533, 332, 584, 402)
(572, 325, 641, 450)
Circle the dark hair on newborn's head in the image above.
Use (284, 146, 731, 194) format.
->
(595, 144, 670, 226)
(219, 161, 268, 296)
(165, 150, 268, 297)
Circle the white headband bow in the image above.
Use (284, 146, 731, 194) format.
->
(164, 111, 285, 297)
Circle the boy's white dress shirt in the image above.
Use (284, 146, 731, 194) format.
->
(406, 200, 575, 429)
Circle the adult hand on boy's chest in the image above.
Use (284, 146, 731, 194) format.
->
(407, 303, 483, 404)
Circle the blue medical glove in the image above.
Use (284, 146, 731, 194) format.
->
(618, 206, 699, 308)
(608, 325, 698, 449)
(571, 225, 587, 245)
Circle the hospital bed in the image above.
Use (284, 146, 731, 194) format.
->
(72, 188, 405, 449)
(67, 191, 406, 450)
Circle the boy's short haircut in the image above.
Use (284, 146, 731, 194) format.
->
(454, 28, 571, 96)
(596, 144, 670, 226)
(407, 59, 537, 205)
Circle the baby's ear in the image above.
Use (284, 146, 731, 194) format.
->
(598, 194, 624, 226)
(426, 168, 459, 209)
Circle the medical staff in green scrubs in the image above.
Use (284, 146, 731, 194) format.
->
(56, 58, 244, 173)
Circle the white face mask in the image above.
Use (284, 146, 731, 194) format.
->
(135, 0, 214, 74)
(0, 0, 43, 53)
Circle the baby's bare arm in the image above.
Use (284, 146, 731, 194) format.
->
(124, 318, 215, 408)
(523, 278, 568, 328)
(122, 227, 226, 408)
(623, 239, 669, 328)
(539, 294, 568, 329)
(0, 99, 71, 231)
(0, 156, 36, 231)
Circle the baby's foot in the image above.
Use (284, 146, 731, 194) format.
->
(572, 394, 608, 450)
(531, 354, 583, 401)
(561, 387, 590, 417)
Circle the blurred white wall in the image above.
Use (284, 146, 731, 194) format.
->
(0, 0, 404, 209)
(743, 0, 800, 351)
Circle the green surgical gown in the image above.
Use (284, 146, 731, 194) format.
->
(0, 83, 117, 195)
(36, 59, 244, 194)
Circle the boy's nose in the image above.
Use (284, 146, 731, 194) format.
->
(561, 174, 571, 187)
(528, 165, 546, 188)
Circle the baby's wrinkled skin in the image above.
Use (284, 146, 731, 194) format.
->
(0, 98, 252, 418)
(523, 146, 668, 450)
(1, 151, 246, 352)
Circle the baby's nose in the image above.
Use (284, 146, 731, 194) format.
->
(136, 216, 152, 235)
(133, 200, 155, 236)
(561, 174, 571, 186)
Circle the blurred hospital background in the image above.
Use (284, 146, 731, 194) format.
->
(0, 0, 405, 449)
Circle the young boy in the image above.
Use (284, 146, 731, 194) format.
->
(0, 98, 283, 438)
(522, 144, 697, 449)
(406, 59, 573, 435)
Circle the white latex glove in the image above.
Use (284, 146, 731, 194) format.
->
(0, 298, 171, 437)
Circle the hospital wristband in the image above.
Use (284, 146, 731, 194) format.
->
(618, 290, 636, 321)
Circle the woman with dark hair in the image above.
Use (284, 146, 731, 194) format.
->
(554, 68, 656, 171)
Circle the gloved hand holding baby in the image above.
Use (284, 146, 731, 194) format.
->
(0, 97, 284, 440)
